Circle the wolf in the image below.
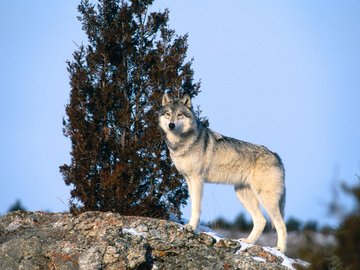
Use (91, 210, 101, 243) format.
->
(158, 93, 287, 252)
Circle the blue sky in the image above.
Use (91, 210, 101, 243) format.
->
(1, 1, 359, 227)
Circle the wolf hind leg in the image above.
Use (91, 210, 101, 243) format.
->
(254, 188, 287, 253)
(234, 185, 266, 244)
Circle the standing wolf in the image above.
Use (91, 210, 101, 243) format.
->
(158, 93, 287, 252)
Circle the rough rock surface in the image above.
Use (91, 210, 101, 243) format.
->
(0, 211, 308, 269)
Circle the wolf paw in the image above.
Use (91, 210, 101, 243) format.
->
(184, 224, 195, 232)
(239, 238, 253, 244)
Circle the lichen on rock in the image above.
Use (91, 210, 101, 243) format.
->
(0, 211, 308, 269)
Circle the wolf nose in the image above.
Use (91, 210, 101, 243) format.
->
(169, 123, 175, 130)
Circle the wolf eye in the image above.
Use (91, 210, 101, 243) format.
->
(165, 112, 171, 117)
(177, 112, 183, 117)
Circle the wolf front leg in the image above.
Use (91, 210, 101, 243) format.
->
(186, 176, 204, 231)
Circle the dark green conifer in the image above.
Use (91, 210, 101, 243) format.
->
(60, 0, 202, 218)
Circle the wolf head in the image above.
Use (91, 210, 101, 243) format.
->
(158, 93, 197, 136)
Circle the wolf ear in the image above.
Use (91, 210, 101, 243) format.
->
(180, 94, 191, 109)
(162, 93, 173, 106)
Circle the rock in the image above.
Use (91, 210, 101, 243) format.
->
(0, 211, 308, 269)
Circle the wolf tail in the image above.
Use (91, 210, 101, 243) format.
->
(276, 152, 286, 218)
(279, 186, 286, 218)
(270, 176, 286, 230)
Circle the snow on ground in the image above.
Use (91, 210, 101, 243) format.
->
(122, 227, 144, 236)
(196, 223, 310, 269)
(150, 216, 310, 269)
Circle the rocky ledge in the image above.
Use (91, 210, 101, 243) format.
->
(0, 211, 308, 269)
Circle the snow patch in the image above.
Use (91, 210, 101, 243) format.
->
(253, 256, 266, 262)
(263, 246, 310, 269)
(122, 227, 143, 237)
(202, 230, 223, 242)
(173, 218, 226, 242)
(172, 220, 310, 269)
(238, 241, 255, 252)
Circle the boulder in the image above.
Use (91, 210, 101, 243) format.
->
(0, 211, 308, 269)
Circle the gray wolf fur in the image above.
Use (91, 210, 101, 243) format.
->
(158, 93, 287, 252)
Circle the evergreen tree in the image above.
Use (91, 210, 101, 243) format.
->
(60, 0, 202, 218)
(7, 200, 27, 212)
